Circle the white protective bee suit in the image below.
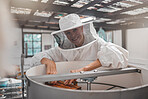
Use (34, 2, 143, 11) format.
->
(31, 14, 129, 69)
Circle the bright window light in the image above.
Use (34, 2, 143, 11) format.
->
(34, 10, 53, 17)
(113, 2, 134, 8)
(53, 0, 69, 5)
(95, 18, 111, 23)
(102, 0, 112, 4)
(81, 16, 96, 23)
(41, 0, 48, 3)
(106, 20, 125, 24)
(122, 7, 148, 15)
(31, 0, 38, 2)
(126, 0, 143, 4)
(144, 16, 148, 19)
(11, 7, 31, 14)
(97, 7, 120, 13)
(71, 0, 92, 8)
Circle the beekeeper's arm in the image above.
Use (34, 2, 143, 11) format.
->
(31, 47, 65, 75)
(72, 39, 129, 72)
(71, 59, 102, 73)
(65, 41, 129, 85)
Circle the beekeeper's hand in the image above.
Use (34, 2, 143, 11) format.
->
(64, 59, 102, 85)
(64, 69, 83, 85)
(41, 58, 57, 84)
(41, 58, 57, 75)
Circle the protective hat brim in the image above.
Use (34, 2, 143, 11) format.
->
(51, 21, 93, 35)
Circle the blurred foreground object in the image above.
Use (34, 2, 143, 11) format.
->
(0, 0, 19, 77)
(0, 78, 24, 98)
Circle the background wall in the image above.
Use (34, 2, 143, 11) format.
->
(111, 28, 148, 65)
(112, 30, 122, 46)
(10, 27, 22, 66)
(126, 28, 148, 65)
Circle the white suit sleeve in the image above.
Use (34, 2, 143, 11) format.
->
(31, 47, 65, 66)
(31, 51, 53, 66)
(97, 40, 129, 68)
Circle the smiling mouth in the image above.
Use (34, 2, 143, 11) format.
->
(72, 36, 79, 42)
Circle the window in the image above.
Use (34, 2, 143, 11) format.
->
(23, 33, 42, 57)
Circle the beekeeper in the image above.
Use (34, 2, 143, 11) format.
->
(31, 14, 129, 84)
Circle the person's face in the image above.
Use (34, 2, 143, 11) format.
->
(64, 26, 84, 47)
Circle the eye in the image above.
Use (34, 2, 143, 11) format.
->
(73, 28, 77, 32)
(65, 32, 70, 35)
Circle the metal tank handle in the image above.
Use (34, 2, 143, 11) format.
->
(29, 67, 140, 83)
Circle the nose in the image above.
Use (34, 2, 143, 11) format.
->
(70, 31, 76, 38)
